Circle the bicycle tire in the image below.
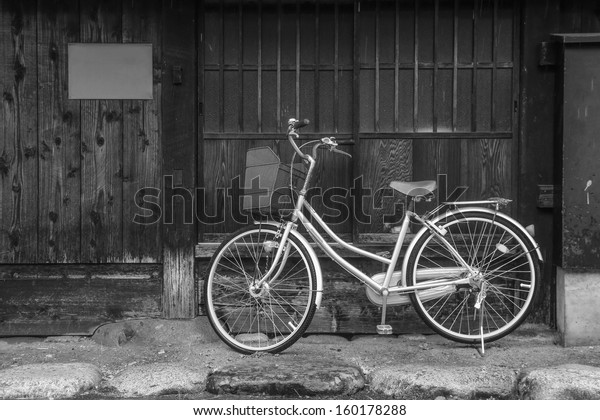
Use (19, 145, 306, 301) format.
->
(204, 224, 318, 354)
(405, 210, 539, 344)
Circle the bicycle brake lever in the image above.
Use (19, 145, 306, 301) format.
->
(333, 148, 352, 158)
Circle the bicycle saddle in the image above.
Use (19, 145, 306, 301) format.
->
(390, 180, 437, 197)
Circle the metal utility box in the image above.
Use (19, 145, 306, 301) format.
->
(553, 34, 600, 270)
(553, 34, 600, 346)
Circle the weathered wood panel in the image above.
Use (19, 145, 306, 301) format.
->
(355, 139, 412, 238)
(122, 0, 162, 263)
(464, 138, 512, 203)
(412, 138, 462, 188)
(0, 264, 162, 336)
(0, 0, 38, 263)
(37, 0, 81, 263)
(80, 0, 124, 263)
(162, 0, 197, 318)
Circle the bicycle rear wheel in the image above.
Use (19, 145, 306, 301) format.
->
(204, 225, 317, 354)
(406, 211, 539, 344)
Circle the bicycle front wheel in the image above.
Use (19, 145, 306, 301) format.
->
(204, 225, 317, 354)
(406, 211, 539, 344)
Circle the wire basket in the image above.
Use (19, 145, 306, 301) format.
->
(242, 147, 307, 212)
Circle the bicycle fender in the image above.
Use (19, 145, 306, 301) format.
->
(401, 207, 544, 288)
(253, 221, 323, 309)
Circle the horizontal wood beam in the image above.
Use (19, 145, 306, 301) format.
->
(0, 264, 162, 336)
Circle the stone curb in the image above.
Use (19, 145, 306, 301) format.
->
(0, 363, 101, 400)
(3, 361, 600, 399)
(368, 364, 517, 400)
(206, 356, 365, 396)
(517, 364, 600, 400)
(108, 362, 210, 397)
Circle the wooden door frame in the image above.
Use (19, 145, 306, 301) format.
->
(161, 0, 198, 318)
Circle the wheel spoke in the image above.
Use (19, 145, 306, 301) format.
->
(205, 227, 316, 354)
(408, 212, 537, 344)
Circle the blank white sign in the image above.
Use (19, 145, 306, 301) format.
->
(68, 43, 153, 100)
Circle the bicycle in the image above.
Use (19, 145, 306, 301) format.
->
(204, 118, 543, 354)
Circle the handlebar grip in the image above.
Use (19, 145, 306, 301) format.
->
(293, 119, 310, 129)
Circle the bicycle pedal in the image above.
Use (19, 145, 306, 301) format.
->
(376, 325, 393, 335)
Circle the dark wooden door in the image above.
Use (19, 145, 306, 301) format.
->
(197, 0, 519, 333)
(198, 0, 519, 244)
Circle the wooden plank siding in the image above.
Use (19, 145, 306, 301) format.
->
(0, 0, 166, 335)
(0, 264, 161, 335)
(1, 0, 163, 264)
(122, 0, 162, 263)
(80, 0, 124, 263)
(37, 0, 82, 263)
(0, 0, 39, 263)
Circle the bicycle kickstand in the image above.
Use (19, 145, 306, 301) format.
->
(377, 290, 393, 335)
(475, 297, 486, 356)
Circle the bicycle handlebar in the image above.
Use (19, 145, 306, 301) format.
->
(292, 118, 310, 130)
(287, 118, 353, 161)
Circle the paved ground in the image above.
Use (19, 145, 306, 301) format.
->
(1, 318, 600, 400)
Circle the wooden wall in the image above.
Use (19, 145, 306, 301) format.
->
(0, 0, 166, 335)
(0, 0, 162, 265)
(2, 0, 600, 336)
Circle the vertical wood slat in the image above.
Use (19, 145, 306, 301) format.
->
(432, 0, 439, 132)
(413, 0, 419, 132)
(218, 0, 224, 132)
(491, 0, 498, 132)
(314, 0, 320, 131)
(197, 0, 206, 242)
(37, 0, 81, 263)
(122, 0, 162, 263)
(257, 0, 262, 132)
(238, 0, 243, 132)
(352, 0, 360, 242)
(276, 0, 281, 130)
(334, 0, 339, 132)
(374, 0, 380, 132)
(0, 0, 38, 263)
(452, 0, 458, 132)
(80, 0, 123, 263)
(162, 0, 197, 318)
(471, 0, 478, 132)
(295, 1, 300, 119)
(394, 0, 400, 132)
(510, 0, 520, 219)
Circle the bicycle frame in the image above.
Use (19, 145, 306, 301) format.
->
(254, 147, 476, 299)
